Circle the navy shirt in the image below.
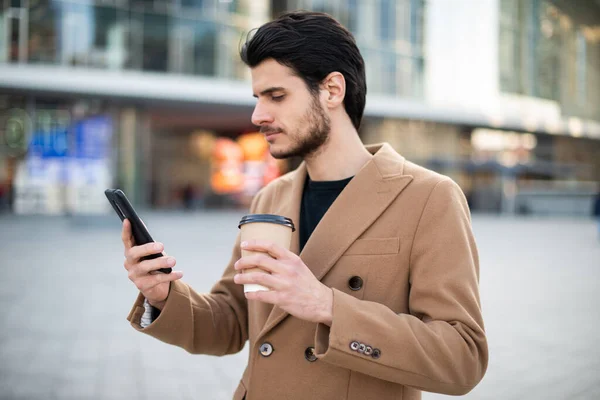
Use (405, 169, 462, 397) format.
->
(299, 175, 353, 252)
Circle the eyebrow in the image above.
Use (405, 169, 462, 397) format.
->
(253, 87, 286, 98)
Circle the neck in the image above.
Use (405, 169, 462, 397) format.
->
(304, 118, 372, 181)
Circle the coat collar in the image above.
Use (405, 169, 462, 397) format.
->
(257, 143, 414, 340)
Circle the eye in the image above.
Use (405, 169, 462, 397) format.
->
(271, 95, 285, 102)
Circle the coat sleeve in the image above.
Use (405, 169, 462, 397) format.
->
(126, 191, 264, 356)
(313, 179, 488, 395)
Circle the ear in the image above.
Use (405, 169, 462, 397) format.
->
(321, 72, 346, 109)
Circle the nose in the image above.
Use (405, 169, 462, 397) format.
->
(251, 101, 274, 127)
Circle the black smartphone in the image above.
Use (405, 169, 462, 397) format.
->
(104, 188, 172, 274)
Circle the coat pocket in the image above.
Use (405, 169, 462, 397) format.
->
(344, 237, 400, 256)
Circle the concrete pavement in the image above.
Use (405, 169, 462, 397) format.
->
(0, 211, 599, 399)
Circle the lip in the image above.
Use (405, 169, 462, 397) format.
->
(264, 132, 281, 142)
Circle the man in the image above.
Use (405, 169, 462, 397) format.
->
(122, 11, 488, 400)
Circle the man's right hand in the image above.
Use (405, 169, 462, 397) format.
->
(122, 219, 183, 310)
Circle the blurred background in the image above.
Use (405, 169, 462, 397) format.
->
(0, 0, 599, 216)
(0, 0, 599, 399)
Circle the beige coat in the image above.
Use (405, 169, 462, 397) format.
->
(128, 143, 488, 400)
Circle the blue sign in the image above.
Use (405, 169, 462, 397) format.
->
(28, 123, 69, 158)
(73, 116, 112, 160)
(27, 115, 112, 160)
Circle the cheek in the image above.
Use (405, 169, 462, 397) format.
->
(285, 108, 309, 133)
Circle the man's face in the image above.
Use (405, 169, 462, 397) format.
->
(251, 59, 331, 159)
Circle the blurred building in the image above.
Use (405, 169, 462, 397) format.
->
(0, 0, 599, 215)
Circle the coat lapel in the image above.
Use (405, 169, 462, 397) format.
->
(282, 164, 306, 257)
(257, 143, 413, 340)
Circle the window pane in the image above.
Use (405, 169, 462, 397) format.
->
(93, 7, 118, 48)
(576, 31, 586, 104)
(168, 18, 195, 74)
(411, 0, 425, 47)
(168, 16, 217, 76)
(132, 0, 154, 8)
(222, 0, 240, 14)
(57, 1, 93, 66)
(27, 1, 126, 68)
(194, 20, 217, 76)
(382, 51, 396, 95)
(397, 0, 410, 45)
(535, 2, 561, 101)
(180, 0, 209, 11)
(91, 6, 127, 69)
(499, 0, 523, 94)
(380, 0, 394, 42)
(346, 0, 358, 33)
(142, 11, 168, 72)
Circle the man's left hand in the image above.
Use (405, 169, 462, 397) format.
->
(234, 239, 333, 326)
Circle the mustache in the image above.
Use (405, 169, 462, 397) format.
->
(260, 126, 284, 135)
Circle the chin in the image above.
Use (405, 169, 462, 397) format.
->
(268, 143, 296, 160)
(269, 148, 291, 160)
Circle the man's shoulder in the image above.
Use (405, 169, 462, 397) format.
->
(370, 142, 454, 192)
(404, 159, 449, 185)
(402, 158, 463, 199)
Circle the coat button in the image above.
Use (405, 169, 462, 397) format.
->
(372, 348, 381, 359)
(259, 342, 274, 357)
(304, 347, 318, 362)
(364, 346, 373, 356)
(348, 276, 363, 291)
(358, 343, 366, 354)
(350, 341, 360, 351)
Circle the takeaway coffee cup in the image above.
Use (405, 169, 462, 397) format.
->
(238, 214, 295, 293)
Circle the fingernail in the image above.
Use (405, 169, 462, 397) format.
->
(241, 241, 248, 248)
(167, 257, 176, 267)
(154, 243, 162, 251)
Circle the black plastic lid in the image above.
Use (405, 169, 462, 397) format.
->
(238, 214, 295, 231)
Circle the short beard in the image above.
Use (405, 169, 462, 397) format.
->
(270, 95, 331, 160)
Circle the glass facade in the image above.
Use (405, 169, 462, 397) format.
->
(499, 0, 600, 120)
(273, 0, 426, 98)
(0, 0, 427, 99)
(0, 0, 250, 79)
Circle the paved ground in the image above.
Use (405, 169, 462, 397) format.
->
(0, 211, 599, 400)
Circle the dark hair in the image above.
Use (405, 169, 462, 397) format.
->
(240, 11, 367, 130)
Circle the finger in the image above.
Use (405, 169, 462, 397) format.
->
(136, 270, 184, 292)
(245, 289, 279, 304)
(233, 272, 284, 290)
(138, 256, 176, 275)
(234, 253, 280, 273)
(121, 219, 134, 249)
(126, 242, 164, 261)
(240, 239, 288, 259)
(128, 255, 175, 279)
